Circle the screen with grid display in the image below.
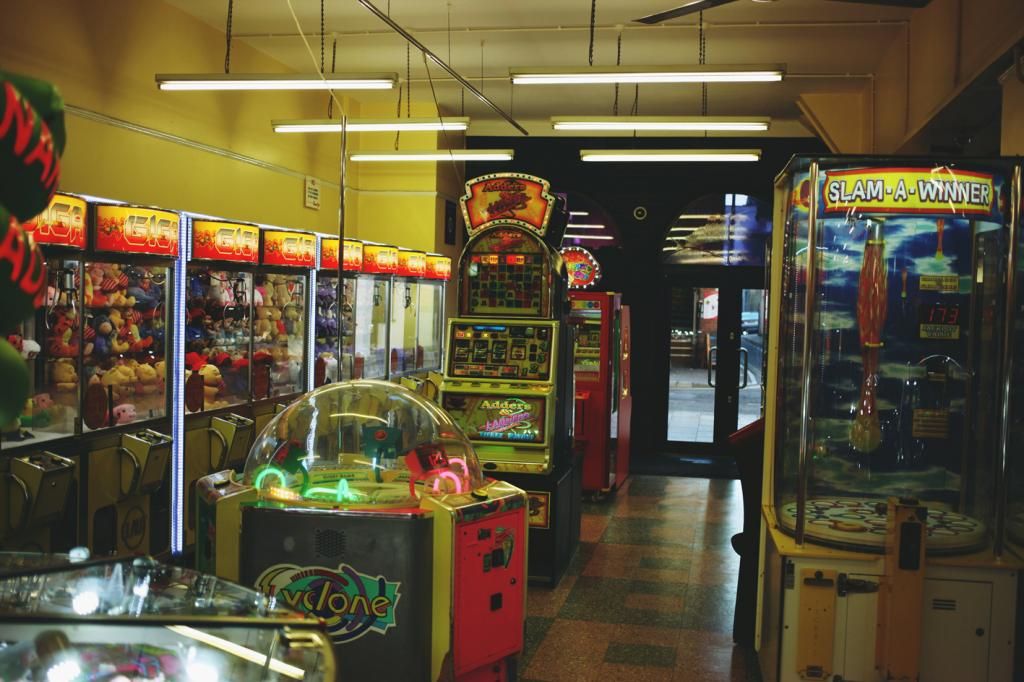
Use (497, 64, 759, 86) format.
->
(462, 230, 549, 317)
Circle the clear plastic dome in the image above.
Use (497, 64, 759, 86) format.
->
(243, 380, 486, 509)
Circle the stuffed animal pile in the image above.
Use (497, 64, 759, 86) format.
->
(183, 268, 250, 411)
(253, 272, 305, 394)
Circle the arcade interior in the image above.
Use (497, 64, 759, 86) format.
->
(2, 1, 1024, 681)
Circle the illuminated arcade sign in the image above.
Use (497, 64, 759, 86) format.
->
(191, 220, 259, 263)
(425, 254, 451, 280)
(819, 167, 1000, 218)
(261, 229, 316, 267)
(22, 193, 87, 249)
(442, 394, 546, 444)
(320, 237, 340, 270)
(363, 243, 399, 274)
(343, 239, 364, 272)
(94, 204, 179, 257)
(255, 562, 401, 644)
(397, 249, 427, 277)
(560, 246, 601, 289)
(461, 172, 556, 237)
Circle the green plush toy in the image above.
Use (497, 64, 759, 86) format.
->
(0, 71, 65, 425)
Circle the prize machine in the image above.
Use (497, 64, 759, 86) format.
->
(416, 253, 453, 397)
(757, 157, 1021, 682)
(0, 554, 336, 681)
(312, 237, 346, 387)
(196, 381, 528, 682)
(390, 248, 428, 380)
(353, 241, 399, 380)
(252, 227, 316, 432)
(439, 173, 580, 586)
(561, 246, 632, 497)
(178, 218, 260, 554)
(0, 192, 87, 553)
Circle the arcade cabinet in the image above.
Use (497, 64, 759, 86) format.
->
(440, 173, 581, 586)
(197, 380, 528, 682)
(562, 246, 631, 496)
(757, 156, 1021, 682)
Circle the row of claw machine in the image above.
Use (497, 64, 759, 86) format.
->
(757, 156, 1024, 682)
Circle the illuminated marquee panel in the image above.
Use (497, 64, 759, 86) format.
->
(320, 237, 340, 270)
(22, 193, 87, 249)
(818, 167, 1001, 218)
(363, 243, 399, 274)
(261, 229, 316, 268)
(426, 254, 452, 280)
(441, 393, 547, 445)
(94, 204, 180, 257)
(560, 246, 601, 289)
(397, 249, 427, 277)
(191, 220, 259, 263)
(460, 172, 556, 238)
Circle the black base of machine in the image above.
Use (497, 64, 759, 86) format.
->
(240, 506, 433, 682)
(493, 455, 581, 587)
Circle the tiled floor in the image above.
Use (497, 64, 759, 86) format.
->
(521, 475, 761, 682)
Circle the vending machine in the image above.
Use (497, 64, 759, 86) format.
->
(562, 247, 631, 496)
(757, 156, 1021, 682)
(354, 241, 398, 380)
(439, 172, 580, 585)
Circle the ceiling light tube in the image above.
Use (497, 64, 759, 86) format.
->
(512, 65, 784, 85)
(580, 149, 761, 162)
(156, 73, 397, 91)
(349, 149, 513, 162)
(569, 211, 589, 217)
(566, 224, 606, 230)
(552, 116, 770, 132)
(563, 234, 614, 240)
(274, 117, 470, 133)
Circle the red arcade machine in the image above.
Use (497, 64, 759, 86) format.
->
(562, 246, 632, 496)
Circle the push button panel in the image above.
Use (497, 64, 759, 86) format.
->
(448, 321, 557, 381)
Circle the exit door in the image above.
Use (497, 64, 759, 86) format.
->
(665, 271, 765, 451)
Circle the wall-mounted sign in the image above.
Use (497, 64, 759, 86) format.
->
(560, 246, 602, 289)
(94, 204, 179, 257)
(191, 220, 259, 263)
(396, 249, 427, 278)
(442, 394, 546, 444)
(363, 243, 399, 274)
(261, 229, 315, 268)
(22, 193, 87, 249)
(425, 254, 451, 280)
(320, 237, 340, 270)
(343, 239, 364, 272)
(460, 172, 555, 237)
(304, 175, 321, 210)
(819, 167, 1000, 218)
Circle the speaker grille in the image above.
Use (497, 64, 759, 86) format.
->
(315, 529, 346, 559)
(932, 598, 957, 611)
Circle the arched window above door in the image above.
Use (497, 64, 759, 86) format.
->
(662, 193, 771, 267)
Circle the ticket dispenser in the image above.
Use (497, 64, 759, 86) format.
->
(2, 452, 75, 551)
(117, 430, 172, 498)
(209, 413, 254, 471)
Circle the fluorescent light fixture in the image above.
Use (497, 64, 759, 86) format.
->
(273, 117, 470, 133)
(349, 149, 513, 162)
(564, 234, 614, 240)
(566, 223, 605, 230)
(569, 211, 590, 217)
(552, 116, 770, 132)
(580, 149, 761, 162)
(512, 65, 784, 85)
(156, 73, 396, 91)
(677, 214, 721, 220)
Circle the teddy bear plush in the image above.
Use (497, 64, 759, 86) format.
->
(254, 307, 273, 341)
(198, 363, 224, 403)
(134, 362, 159, 394)
(91, 314, 114, 358)
(52, 358, 78, 392)
(107, 310, 131, 354)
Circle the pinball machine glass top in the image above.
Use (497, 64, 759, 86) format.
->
(772, 156, 1016, 555)
(459, 228, 553, 318)
(244, 380, 486, 510)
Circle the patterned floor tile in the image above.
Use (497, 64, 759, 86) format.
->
(559, 576, 687, 628)
(604, 642, 678, 667)
(580, 513, 612, 543)
(521, 616, 555, 669)
(601, 517, 692, 546)
(527, 575, 578, 618)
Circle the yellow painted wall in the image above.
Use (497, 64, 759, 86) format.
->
(1, 0, 357, 233)
(1002, 69, 1024, 155)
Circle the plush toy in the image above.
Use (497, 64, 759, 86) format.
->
(208, 272, 231, 306)
(198, 364, 224, 403)
(254, 307, 273, 340)
(20, 338, 40, 359)
(52, 358, 78, 391)
(100, 364, 134, 400)
(265, 307, 285, 337)
(108, 289, 136, 308)
(271, 344, 290, 364)
(270, 275, 291, 307)
(108, 310, 130, 354)
(85, 266, 107, 307)
(127, 283, 159, 310)
(47, 309, 79, 357)
(284, 304, 301, 335)
(91, 314, 113, 357)
(112, 403, 137, 425)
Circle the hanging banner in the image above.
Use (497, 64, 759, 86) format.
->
(460, 172, 556, 237)
(363, 243, 399, 274)
(320, 237, 340, 270)
(94, 204, 179, 257)
(425, 254, 451, 280)
(560, 246, 602, 289)
(397, 249, 427, 278)
(191, 220, 259, 263)
(819, 167, 1001, 218)
(22, 193, 86, 249)
(261, 229, 315, 268)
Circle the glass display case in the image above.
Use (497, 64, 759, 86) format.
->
(312, 237, 342, 387)
(185, 268, 252, 412)
(353, 243, 397, 380)
(0, 555, 334, 681)
(416, 254, 451, 373)
(389, 249, 425, 377)
(771, 157, 1017, 555)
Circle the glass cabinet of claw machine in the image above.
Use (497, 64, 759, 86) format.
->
(419, 253, 452, 373)
(390, 248, 426, 377)
(0, 555, 335, 681)
(313, 237, 341, 387)
(354, 242, 397, 380)
(254, 229, 315, 401)
(82, 204, 177, 432)
(183, 220, 258, 414)
(760, 157, 1021, 682)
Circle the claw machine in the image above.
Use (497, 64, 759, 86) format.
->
(757, 156, 1020, 682)
(1, 193, 86, 553)
(418, 253, 452, 375)
(252, 228, 315, 431)
(390, 248, 427, 379)
(179, 218, 259, 554)
(314, 237, 364, 386)
(354, 241, 398, 380)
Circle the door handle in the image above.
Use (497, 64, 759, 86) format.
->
(739, 348, 749, 389)
(707, 346, 717, 388)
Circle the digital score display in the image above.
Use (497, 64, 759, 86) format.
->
(467, 252, 545, 316)
(918, 302, 962, 340)
(441, 394, 546, 444)
(448, 322, 553, 381)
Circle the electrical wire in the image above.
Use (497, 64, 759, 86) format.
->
(223, 0, 234, 73)
(588, 0, 597, 66)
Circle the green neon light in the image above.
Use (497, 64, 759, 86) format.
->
(254, 466, 287, 489)
(304, 478, 362, 503)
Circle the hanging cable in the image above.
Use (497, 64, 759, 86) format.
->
(394, 78, 403, 149)
(480, 40, 485, 94)
(422, 52, 464, 191)
(223, 0, 234, 73)
(320, 0, 325, 75)
(588, 0, 598, 66)
(406, 43, 412, 118)
(699, 10, 708, 117)
(327, 36, 337, 117)
(613, 28, 622, 115)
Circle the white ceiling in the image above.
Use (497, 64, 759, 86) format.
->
(165, 0, 917, 136)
